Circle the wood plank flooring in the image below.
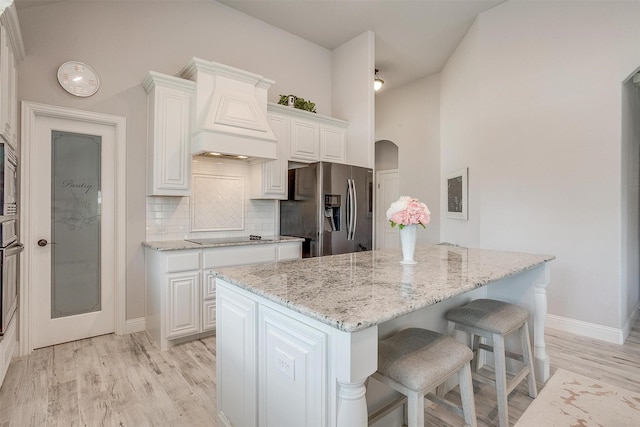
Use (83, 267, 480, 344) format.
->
(0, 317, 638, 426)
(0, 333, 217, 427)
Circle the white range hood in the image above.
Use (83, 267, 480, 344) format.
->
(180, 58, 277, 160)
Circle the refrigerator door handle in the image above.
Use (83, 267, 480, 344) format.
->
(347, 178, 353, 240)
(345, 179, 351, 238)
(346, 178, 356, 240)
(351, 178, 357, 240)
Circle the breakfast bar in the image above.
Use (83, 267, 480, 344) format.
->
(213, 244, 554, 427)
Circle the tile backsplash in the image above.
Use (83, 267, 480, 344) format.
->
(145, 157, 277, 241)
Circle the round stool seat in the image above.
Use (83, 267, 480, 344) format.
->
(378, 328, 473, 391)
(445, 299, 529, 334)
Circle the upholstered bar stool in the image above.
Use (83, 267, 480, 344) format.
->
(445, 299, 537, 427)
(369, 328, 477, 427)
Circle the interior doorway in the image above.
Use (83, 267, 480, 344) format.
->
(20, 102, 127, 354)
(375, 140, 399, 249)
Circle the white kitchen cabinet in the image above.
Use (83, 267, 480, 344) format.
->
(145, 248, 203, 350)
(217, 283, 258, 427)
(321, 125, 346, 163)
(290, 117, 320, 162)
(268, 103, 348, 165)
(250, 112, 288, 199)
(215, 279, 329, 427)
(0, 24, 17, 149)
(143, 71, 195, 196)
(202, 270, 217, 332)
(145, 240, 301, 350)
(0, 312, 16, 388)
(259, 305, 327, 427)
(276, 242, 302, 261)
(203, 244, 277, 268)
(166, 272, 200, 339)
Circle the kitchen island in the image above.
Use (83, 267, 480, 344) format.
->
(213, 244, 554, 427)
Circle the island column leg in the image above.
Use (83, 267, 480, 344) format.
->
(534, 263, 551, 382)
(334, 326, 378, 427)
(336, 380, 368, 427)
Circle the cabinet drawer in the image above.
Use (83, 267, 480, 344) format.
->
(202, 299, 216, 332)
(203, 245, 276, 269)
(166, 251, 200, 273)
(277, 243, 302, 261)
(203, 270, 216, 300)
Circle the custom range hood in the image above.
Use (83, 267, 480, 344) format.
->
(180, 58, 277, 160)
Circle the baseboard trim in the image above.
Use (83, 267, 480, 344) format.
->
(546, 314, 624, 344)
(546, 304, 640, 345)
(124, 317, 146, 334)
(622, 304, 640, 343)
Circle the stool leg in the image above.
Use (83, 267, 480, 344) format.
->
(492, 333, 509, 427)
(470, 334, 481, 373)
(407, 389, 424, 427)
(447, 320, 456, 337)
(520, 321, 537, 398)
(458, 362, 478, 427)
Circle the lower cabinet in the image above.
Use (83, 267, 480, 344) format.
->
(216, 283, 258, 427)
(259, 305, 327, 427)
(145, 241, 301, 351)
(216, 281, 327, 427)
(202, 271, 217, 332)
(166, 272, 200, 339)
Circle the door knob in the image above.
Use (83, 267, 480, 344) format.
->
(37, 239, 48, 247)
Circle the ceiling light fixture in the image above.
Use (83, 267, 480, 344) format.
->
(374, 69, 384, 91)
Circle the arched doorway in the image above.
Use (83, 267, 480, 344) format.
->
(375, 140, 399, 249)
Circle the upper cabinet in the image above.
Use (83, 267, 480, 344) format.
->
(0, 3, 24, 151)
(268, 103, 348, 164)
(250, 103, 350, 200)
(143, 71, 196, 196)
(250, 110, 288, 199)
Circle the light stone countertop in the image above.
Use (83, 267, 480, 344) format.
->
(213, 245, 555, 332)
(142, 235, 304, 251)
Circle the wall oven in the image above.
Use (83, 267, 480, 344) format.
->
(0, 143, 17, 217)
(0, 218, 21, 335)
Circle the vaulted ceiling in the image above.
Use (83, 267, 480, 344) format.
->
(219, 0, 506, 91)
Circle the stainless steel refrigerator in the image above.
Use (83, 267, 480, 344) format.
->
(280, 162, 373, 258)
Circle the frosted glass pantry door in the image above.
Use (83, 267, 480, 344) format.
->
(51, 131, 101, 318)
(32, 116, 115, 349)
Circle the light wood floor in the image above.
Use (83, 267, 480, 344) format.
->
(1, 317, 638, 427)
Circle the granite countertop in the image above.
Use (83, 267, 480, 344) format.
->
(213, 245, 555, 332)
(142, 235, 305, 251)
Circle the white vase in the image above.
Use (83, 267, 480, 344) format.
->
(399, 224, 417, 265)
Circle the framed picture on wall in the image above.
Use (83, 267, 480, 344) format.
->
(447, 168, 468, 220)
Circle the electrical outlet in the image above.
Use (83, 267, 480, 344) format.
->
(275, 347, 295, 380)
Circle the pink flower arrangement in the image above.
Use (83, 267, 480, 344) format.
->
(386, 196, 431, 229)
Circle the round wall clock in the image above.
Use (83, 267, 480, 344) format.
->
(56, 61, 100, 97)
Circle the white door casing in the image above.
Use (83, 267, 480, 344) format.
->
(20, 102, 126, 354)
(375, 169, 400, 250)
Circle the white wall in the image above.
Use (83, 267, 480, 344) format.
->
(332, 31, 375, 168)
(16, 1, 333, 320)
(375, 74, 441, 245)
(622, 78, 640, 328)
(440, 1, 640, 332)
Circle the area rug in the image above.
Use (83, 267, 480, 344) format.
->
(515, 369, 640, 426)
